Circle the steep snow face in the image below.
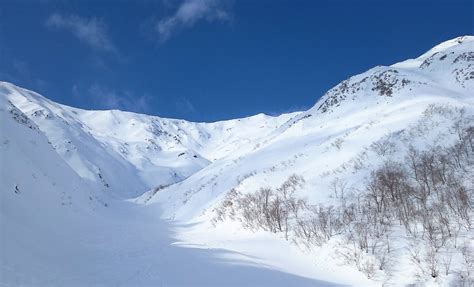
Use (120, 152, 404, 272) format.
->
(1, 82, 296, 198)
(0, 93, 103, 209)
(0, 96, 117, 284)
(147, 36, 474, 221)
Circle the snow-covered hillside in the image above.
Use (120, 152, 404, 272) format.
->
(147, 36, 474, 219)
(1, 82, 296, 198)
(1, 36, 473, 286)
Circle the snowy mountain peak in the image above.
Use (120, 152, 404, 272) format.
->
(418, 35, 473, 59)
(311, 35, 473, 116)
(392, 35, 474, 69)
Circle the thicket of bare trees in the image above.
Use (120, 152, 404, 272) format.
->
(214, 174, 306, 239)
(214, 122, 474, 283)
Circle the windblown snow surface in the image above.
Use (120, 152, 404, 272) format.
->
(1, 36, 473, 286)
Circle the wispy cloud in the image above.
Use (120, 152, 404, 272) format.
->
(175, 96, 197, 115)
(46, 13, 116, 52)
(73, 84, 152, 114)
(89, 84, 151, 113)
(156, 0, 232, 42)
(12, 60, 30, 76)
(0, 57, 49, 90)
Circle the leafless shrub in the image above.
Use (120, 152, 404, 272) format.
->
(425, 244, 440, 278)
(441, 249, 453, 276)
(332, 138, 344, 150)
(330, 177, 348, 199)
(370, 138, 397, 157)
(457, 242, 474, 286)
(360, 257, 377, 279)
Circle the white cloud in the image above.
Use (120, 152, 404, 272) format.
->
(175, 97, 197, 115)
(157, 0, 232, 42)
(46, 13, 116, 52)
(12, 60, 30, 77)
(84, 84, 152, 113)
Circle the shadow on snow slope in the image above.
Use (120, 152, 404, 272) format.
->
(0, 199, 343, 287)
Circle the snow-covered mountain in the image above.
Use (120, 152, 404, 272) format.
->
(1, 36, 473, 286)
(2, 83, 297, 198)
(146, 36, 474, 219)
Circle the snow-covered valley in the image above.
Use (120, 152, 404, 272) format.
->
(1, 36, 473, 286)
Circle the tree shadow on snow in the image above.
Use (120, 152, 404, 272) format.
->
(139, 208, 346, 287)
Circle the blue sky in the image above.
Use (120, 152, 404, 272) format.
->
(0, 0, 472, 122)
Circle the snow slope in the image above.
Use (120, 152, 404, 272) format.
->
(1, 36, 473, 286)
(148, 36, 474, 220)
